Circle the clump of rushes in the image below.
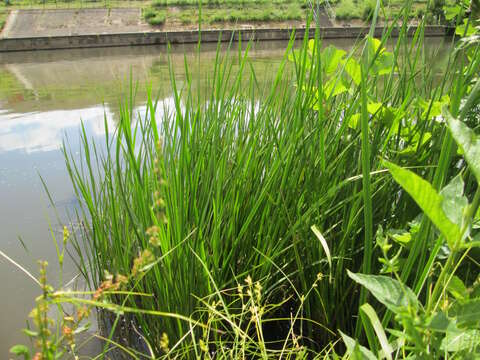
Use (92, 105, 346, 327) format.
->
(60, 3, 480, 358)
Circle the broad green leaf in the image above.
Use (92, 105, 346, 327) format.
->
(347, 270, 419, 312)
(420, 95, 450, 120)
(398, 132, 432, 156)
(456, 18, 478, 37)
(360, 303, 393, 360)
(287, 49, 302, 63)
(378, 106, 396, 127)
(441, 329, 480, 352)
(451, 299, 480, 327)
(348, 114, 361, 129)
(322, 46, 347, 74)
(447, 275, 469, 301)
(375, 52, 394, 76)
(367, 102, 382, 115)
(439, 174, 468, 228)
(367, 37, 394, 75)
(384, 107, 405, 144)
(21, 329, 38, 337)
(10, 345, 30, 360)
(340, 331, 377, 360)
(427, 311, 451, 332)
(368, 37, 384, 55)
(473, 283, 480, 298)
(324, 78, 348, 99)
(445, 109, 480, 184)
(383, 160, 461, 247)
(311, 225, 332, 282)
(444, 5, 461, 21)
(345, 58, 361, 86)
(388, 229, 412, 247)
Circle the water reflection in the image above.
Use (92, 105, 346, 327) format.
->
(0, 106, 113, 153)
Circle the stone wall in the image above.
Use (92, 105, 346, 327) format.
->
(0, 26, 451, 52)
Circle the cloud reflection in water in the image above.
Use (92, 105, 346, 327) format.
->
(0, 106, 115, 154)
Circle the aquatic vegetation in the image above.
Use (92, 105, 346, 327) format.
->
(6, 1, 480, 359)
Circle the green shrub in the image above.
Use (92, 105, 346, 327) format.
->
(143, 7, 157, 20)
(335, 0, 363, 20)
(362, 0, 375, 21)
(150, 13, 166, 25)
(414, 7, 425, 19)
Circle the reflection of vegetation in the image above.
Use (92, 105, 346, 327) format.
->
(0, 9, 8, 31)
(0, 68, 28, 104)
(0, 45, 284, 114)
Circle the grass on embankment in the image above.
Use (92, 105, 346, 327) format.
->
(0, 0, 453, 29)
(142, 0, 442, 27)
(144, 2, 305, 26)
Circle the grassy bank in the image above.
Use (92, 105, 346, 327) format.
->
(141, 0, 457, 26)
(0, 0, 461, 28)
(5, 2, 480, 359)
(143, 2, 305, 26)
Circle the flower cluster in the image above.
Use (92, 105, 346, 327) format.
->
(93, 271, 129, 300)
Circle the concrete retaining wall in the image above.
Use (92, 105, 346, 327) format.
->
(0, 26, 452, 52)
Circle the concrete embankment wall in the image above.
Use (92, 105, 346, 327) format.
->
(0, 26, 451, 52)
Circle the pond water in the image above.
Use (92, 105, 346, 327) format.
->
(0, 37, 451, 356)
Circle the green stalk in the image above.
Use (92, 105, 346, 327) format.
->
(355, 42, 374, 341)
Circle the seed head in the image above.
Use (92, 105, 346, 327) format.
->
(63, 226, 70, 246)
(160, 332, 169, 353)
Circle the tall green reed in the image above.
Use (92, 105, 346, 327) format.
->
(62, 11, 474, 355)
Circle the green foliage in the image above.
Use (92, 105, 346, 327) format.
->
(345, 78, 480, 358)
(0, 9, 8, 30)
(383, 160, 462, 247)
(56, 22, 478, 357)
(335, 0, 363, 20)
(347, 271, 419, 312)
(143, 7, 167, 25)
(142, 7, 157, 20)
(6, 3, 480, 360)
(9, 345, 30, 360)
(0, 0, 462, 25)
(445, 108, 480, 183)
(144, 2, 304, 25)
